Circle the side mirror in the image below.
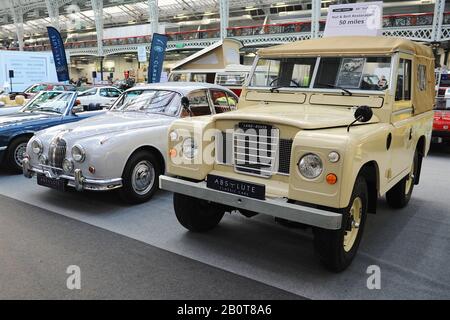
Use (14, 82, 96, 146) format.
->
(354, 105, 373, 123)
(72, 104, 84, 114)
(181, 96, 193, 117)
(347, 105, 373, 132)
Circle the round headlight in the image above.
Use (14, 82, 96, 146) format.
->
(182, 137, 198, 159)
(328, 151, 340, 163)
(38, 154, 48, 165)
(31, 139, 43, 155)
(298, 153, 323, 179)
(62, 159, 74, 174)
(169, 131, 179, 142)
(72, 145, 86, 162)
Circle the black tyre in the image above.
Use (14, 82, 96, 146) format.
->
(174, 193, 225, 233)
(313, 176, 368, 272)
(119, 150, 162, 204)
(5, 136, 29, 173)
(386, 150, 419, 209)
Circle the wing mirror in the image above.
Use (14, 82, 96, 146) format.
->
(181, 96, 193, 117)
(347, 105, 373, 132)
(72, 100, 84, 114)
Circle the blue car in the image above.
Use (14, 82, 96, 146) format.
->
(0, 91, 105, 173)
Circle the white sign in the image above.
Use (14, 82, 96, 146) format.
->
(324, 1, 383, 37)
(137, 46, 147, 63)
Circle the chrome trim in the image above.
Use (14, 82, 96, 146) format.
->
(0, 146, 7, 151)
(160, 175, 342, 230)
(24, 162, 122, 191)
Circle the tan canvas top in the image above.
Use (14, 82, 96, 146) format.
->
(258, 36, 433, 59)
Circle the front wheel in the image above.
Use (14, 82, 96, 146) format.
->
(119, 150, 161, 204)
(5, 136, 29, 173)
(313, 176, 368, 272)
(174, 193, 225, 233)
(386, 150, 419, 209)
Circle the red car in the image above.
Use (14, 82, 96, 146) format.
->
(433, 109, 450, 144)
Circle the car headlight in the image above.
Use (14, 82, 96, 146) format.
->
(62, 159, 74, 173)
(298, 153, 323, 179)
(169, 130, 179, 142)
(182, 137, 198, 159)
(71, 145, 86, 162)
(31, 139, 43, 155)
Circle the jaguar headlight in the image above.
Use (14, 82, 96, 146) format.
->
(182, 137, 198, 159)
(298, 153, 323, 179)
(31, 139, 43, 155)
(62, 159, 74, 174)
(71, 144, 86, 163)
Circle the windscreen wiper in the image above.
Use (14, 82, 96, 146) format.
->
(318, 83, 352, 96)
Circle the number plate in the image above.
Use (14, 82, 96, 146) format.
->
(37, 174, 66, 191)
(206, 174, 265, 200)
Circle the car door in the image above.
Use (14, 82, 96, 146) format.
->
(390, 54, 415, 180)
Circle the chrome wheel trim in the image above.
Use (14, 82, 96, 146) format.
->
(131, 160, 155, 196)
(343, 197, 362, 252)
(14, 143, 27, 168)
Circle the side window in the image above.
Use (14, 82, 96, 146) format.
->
(53, 85, 65, 91)
(100, 89, 108, 97)
(108, 88, 121, 97)
(191, 73, 207, 83)
(227, 93, 238, 110)
(210, 90, 231, 114)
(187, 90, 212, 116)
(395, 58, 412, 101)
(418, 64, 426, 91)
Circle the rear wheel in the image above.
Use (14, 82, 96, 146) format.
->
(174, 193, 225, 233)
(313, 176, 368, 272)
(5, 136, 29, 173)
(386, 150, 419, 209)
(119, 150, 161, 204)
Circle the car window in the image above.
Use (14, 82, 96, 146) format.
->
(116, 90, 181, 116)
(28, 84, 47, 93)
(78, 88, 96, 97)
(187, 90, 212, 116)
(111, 90, 145, 109)
(100, 88, 108, 97)
(21, 91, 75, 114)
(107, 88, 121, 97)
(169, 73, 188, 82)
(210, 90, 232, 114)
(395, 58, 412, 101)
(53, 85, 65, 91)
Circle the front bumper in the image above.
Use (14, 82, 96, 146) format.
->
(159, 175, 342, 230)
(23, 158, 122, 191)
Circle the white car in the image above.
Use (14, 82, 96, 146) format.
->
(23, 82, 238, 204)
(77, 86, 122, 109)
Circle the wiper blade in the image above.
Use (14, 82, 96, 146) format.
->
(318, 83, 352, 96)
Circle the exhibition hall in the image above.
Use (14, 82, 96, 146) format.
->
(0, 0, 449, 304)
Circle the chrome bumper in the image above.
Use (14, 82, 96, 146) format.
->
(23, 158, 122, 192)
(159, 175, 342, 230)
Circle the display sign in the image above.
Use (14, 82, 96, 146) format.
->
(148, 33, 168, 83)
(47, 26, 70, 82)
(336, 58, 365, 88)
(323, 1, 383, 37)
(137, 46, 147, 63)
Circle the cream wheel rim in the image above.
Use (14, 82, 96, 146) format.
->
(343, 197, 362, 252)
(405, 161, 415, 195)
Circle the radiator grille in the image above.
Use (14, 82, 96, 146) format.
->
(48, 138, 67, 168)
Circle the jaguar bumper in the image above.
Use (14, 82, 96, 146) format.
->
(159, 175, 342, 230)
(23, 158, 122, 191)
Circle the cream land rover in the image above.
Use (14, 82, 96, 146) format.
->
(159, 36, 435, 271)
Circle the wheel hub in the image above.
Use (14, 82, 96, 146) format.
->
(131, 160, 155, 195)
(343, 197, 362, 252)
(14, 143, 27, 167)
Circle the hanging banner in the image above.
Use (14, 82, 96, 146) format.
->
(148, 33, 168, 83)
(47, 26, 70, 82)
(323, 1, 383, 37)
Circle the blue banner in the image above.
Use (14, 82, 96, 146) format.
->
(148, 33, 168, 83)
(47, 26, 70, 82)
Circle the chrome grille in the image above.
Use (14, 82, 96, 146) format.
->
(233, 123, 279, 178)
(48, 138, 67, 168)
